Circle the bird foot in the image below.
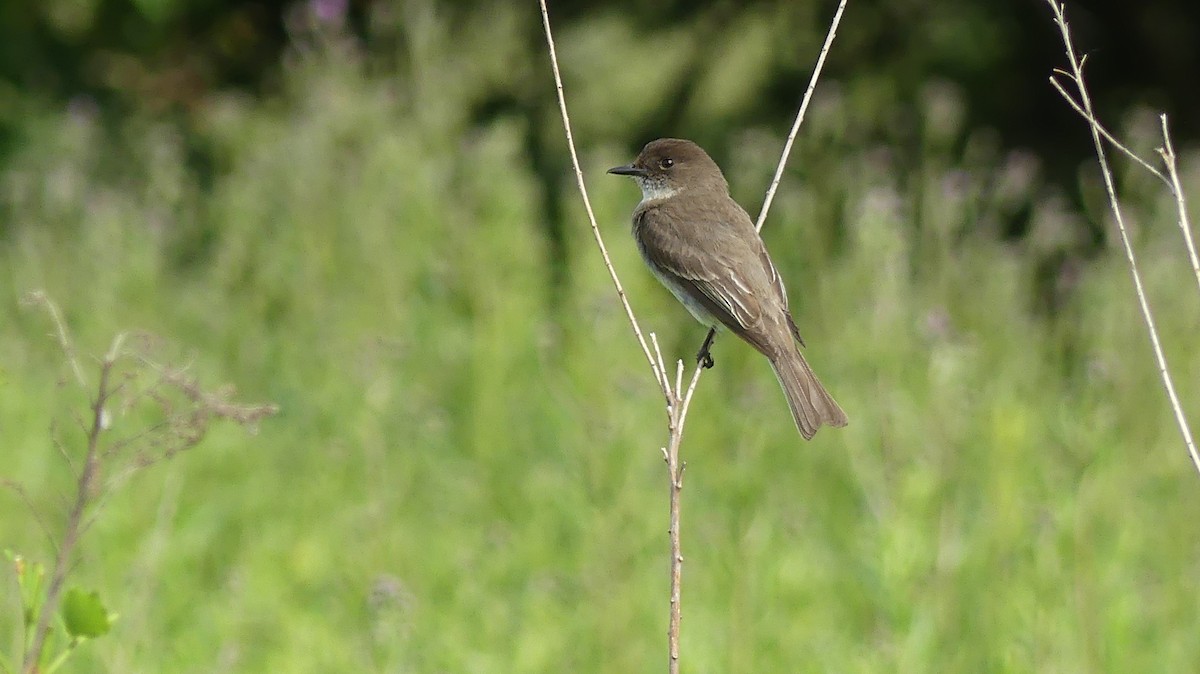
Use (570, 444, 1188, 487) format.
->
(695, 328, 717, 369)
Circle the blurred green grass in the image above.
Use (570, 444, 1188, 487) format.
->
(3, 50, 1200, 674)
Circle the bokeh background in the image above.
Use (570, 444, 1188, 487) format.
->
(3, 0, 1200, 671)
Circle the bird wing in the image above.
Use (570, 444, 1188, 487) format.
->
(634, 207, 779, 356)
(755, 236, 806, 347)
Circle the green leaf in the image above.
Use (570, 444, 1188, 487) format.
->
(61, 589, 112, 638)
(7, 552, 46, 630)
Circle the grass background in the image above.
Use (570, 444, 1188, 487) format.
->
(3, 26, 1200, 674)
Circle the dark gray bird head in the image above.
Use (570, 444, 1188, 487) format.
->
(607, 138, 728, 202)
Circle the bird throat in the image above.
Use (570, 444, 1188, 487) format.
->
(636, 178, 680, 206)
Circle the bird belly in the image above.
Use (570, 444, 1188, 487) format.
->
(650, 266, 718, 328)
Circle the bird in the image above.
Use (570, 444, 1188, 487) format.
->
(608, 138, 847, 439)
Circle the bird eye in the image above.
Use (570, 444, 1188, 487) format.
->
(659, 157, 674, 169)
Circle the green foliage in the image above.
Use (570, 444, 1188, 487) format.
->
(61, 590, 114, 640)
(1, 553, 114, 673)
(2, 41, 1200, 674)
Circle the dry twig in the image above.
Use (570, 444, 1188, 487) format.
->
(22, 334, 122, 674)
(1156, 115, 1200, 295)
(13, 293, 278, 673)
(535, 0, 669, 396)
(1046, 0, 1200, 476)
(755, 0, 849, 234)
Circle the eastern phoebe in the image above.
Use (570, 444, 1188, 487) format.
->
(608, 138, 848, 439)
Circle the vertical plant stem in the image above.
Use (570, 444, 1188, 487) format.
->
(536, 0, 669, 395)
(665, 429, 684, 673)
(754, 0, 848, 233)
(665, 365, 702, 674)
(1158, 114, 1200, 295)
(22, 348, 117, 674)
(1047, 0, 1200, 476)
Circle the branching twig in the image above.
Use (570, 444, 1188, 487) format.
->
(15, 295, 279, 672)
(662, 363, 705, 670)
(536, 0, 669, 396)
(20, 292, 87, 391)
(22, 334, 121, 674)
(754, 0, 848, 234)
(537, 1, 846, 670)
(1047, 0, 1200, 476)
(1047, 75, 1168, 185)
(1157, 115, 1200, 295)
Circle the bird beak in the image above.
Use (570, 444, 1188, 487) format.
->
(607, 164, 647, 177)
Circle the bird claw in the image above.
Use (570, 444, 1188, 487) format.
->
(696, 327, 717, 369)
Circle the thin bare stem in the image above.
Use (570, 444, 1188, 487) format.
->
(1047, 0, 1200, 476)
(754, 0, 848, 232)
(1048, 75, 1168, 185)
(677, 365, 705, 433)
(22, 337, 119, 673)
(1157, 114, 1200, 295)
(665, 427, 684, 673)
(536, 0, 669, 396)
(663, 361, 702, 674)
(650, 332, 670, 398)
(21, 291, 88, 390)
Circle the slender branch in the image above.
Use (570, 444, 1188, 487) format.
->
(663, 361, 702, 674)
(21, 292, 87, 391)
(1048, 75, 1168, 185)
(1157, 114, 1200, 295)
(14, 297, 278, 672)
(664, 430, 684, 672)
(677, 364, 705, 432)
(674, 361, 684, 405)
(534, 7, 701, 665)
(651, 334, 671, 395)
(754, 0, 848, 232)
(1046, 0, 1200, 476)
(22, 335, 122, 673)
(536, 0, 669, 396)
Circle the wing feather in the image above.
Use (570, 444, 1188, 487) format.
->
(634, 205, 782, 354)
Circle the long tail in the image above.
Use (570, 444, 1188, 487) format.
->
(768, 349, 848, 440)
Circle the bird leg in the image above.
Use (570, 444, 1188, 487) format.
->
(695, 328, 717, 369)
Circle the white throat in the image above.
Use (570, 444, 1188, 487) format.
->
(636, 178, 679, 205)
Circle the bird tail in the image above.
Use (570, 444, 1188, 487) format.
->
(768, 349, 848, 440)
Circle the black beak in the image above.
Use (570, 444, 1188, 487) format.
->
(607, 164, 646, 177)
